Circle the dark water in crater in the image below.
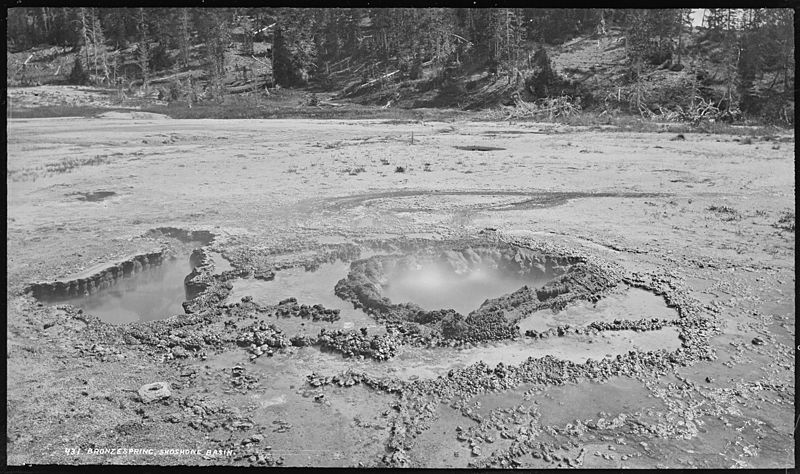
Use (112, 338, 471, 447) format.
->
(382, 262, 552, 315)
(51, 255, 192, 324)
(227, 260, 384, 333)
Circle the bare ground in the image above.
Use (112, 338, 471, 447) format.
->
(6, 114, 794, 467)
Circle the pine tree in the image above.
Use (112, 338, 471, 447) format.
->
(77, 8, 91, 68)
(136, 8, 151, 91)
(674, 9, 692, 68)
(270, 8, 318, 86)
(68, 52, 89, 84)
(90, 9, 109, 82)
(195, 9, 231, 99)
(490, 9, 526, 75)
(237, 10, 255, 56)
(705, 8, 726, 34)
(178, 8, 192, 68)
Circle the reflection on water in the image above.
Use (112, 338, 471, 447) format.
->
(50, 255, 192, 324)
(517, 287, 679, 334)
(226, 260, 385, 333)
(382, 262, 551, 315)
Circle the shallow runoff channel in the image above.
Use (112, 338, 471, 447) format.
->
(212, 325, 681, 383)
(223, 254, 681, 381)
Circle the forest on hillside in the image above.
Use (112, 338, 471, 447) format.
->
(6, 8, 795, 124)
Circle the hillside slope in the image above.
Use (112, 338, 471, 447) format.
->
(6, 25, 793, 124)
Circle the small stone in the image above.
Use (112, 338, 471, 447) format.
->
(172, 346, 188, 358)
(138, 382, 171, 403)
(200, 420, 215, 431)
(751, 337, 765, 345)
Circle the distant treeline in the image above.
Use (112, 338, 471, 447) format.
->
(7, 8, 794, 119)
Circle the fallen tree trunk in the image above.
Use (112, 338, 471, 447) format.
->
(250, 55, 270, 67)
(227, 80, 267, 94)
(349, 70, 399, 94)
(149, 70, 201, 84)
(318, 100, 343, 107)
(338, 68, 401, 98)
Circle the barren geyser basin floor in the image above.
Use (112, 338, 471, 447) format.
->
(6, 116, 795, 468)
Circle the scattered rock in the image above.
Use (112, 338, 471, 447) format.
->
(138, 382, 171, 403)
(172, 346, 188, 358)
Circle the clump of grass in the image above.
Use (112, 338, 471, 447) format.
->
(394, 166, 406, 173)
(6, 168, 40, 182)
(774, 211, 795, 232)
(44, 155, 110, 174)
(707, 205, 737, 214)
(707, 205, 740, 221)
(9, 154, 112, 181)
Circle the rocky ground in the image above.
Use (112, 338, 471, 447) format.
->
(6, 110, 794, 467)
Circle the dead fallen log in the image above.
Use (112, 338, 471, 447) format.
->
(227, 80, 267, 94)
(250, 55, 271, 67)
(328, 56, 352, 70)
(318, 100, 343, 107)
(149, 70, 201, 84)
(348, 69, 400, 95)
